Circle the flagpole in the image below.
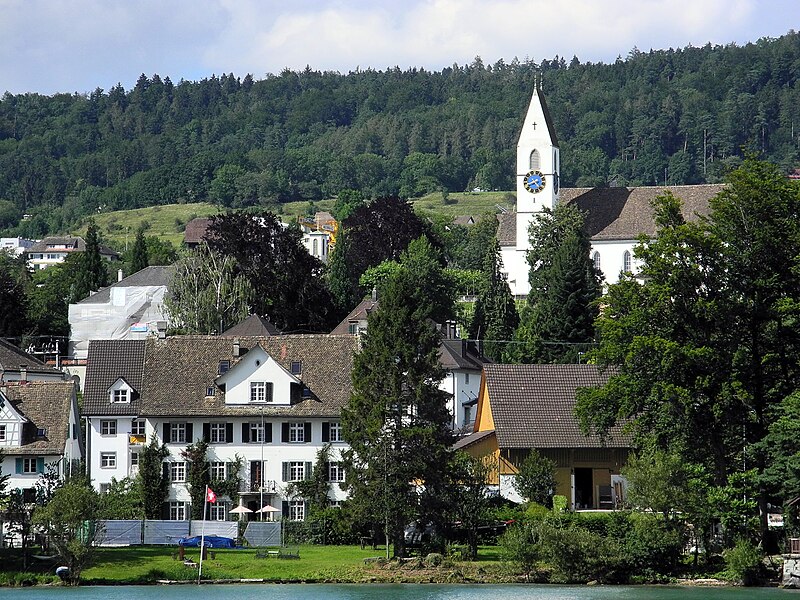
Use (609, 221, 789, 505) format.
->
(198, 485, 208, 585)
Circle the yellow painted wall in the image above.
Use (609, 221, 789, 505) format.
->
(474, 374, 495, 432)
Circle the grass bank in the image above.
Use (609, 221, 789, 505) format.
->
(77, 545, 508, 585)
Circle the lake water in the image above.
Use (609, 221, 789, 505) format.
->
(0, 584, 794, 600)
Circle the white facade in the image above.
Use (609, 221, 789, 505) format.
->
(301, 230, 330, 263)
(0, 237, 34, 257)
(590, 240, 643, 286)
(440, 369, 481, 432)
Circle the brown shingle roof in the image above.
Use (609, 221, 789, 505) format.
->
(183, 217, 212, 245)
(1, 381, 76, 455)
(82, 339, 146, 416)
(26, 236, 118, 259)
(499, 184, 723, 243)
(140, 335, 357, 417)
(484, 363, 628, 449)
(438, 339, 489, 371)
(330, 299, 379, 334)
(0, 338, 63, 376)
(223, 314, 281, 337)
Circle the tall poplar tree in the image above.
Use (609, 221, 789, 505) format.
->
(72, 219, 109, 302)
(129, 226, 149, 273)
(341, 237, 454, 558)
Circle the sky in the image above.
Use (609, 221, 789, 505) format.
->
(0, 0, 796, 96)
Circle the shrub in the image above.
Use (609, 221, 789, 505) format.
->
(724, 538, 763, 585)
(623, 514, 684, 578)
(538, 523, 628, 583)
(499, 522, 540, 576)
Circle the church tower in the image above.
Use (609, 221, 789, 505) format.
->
(500, 79, 560, 296)
(515, 79, 560, 252)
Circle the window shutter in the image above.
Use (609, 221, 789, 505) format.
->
(303, 422, 311, 443)
(162, 462, 169, 479)
(282, 501, 289, 518)
(265, 423, 273, 443)
(202, 423, 210, 442)
(225, 423, 233, 443)
(162, 502, 170, 520)
(281, 462, 289, 482)
(15, 458, 22, 474)
(186, 423, 193, 441)
(242, 423, 250, 443)
(324, 461, 330, 482)
(281, 423, 289, 442)
(36, 457, 45, 473)
(304, 461, 312, 480)
(322, 422, 329, 443)
(163, 423, 170, 442)
(303, 501, 309, 522)
(226, 462, 236, 479)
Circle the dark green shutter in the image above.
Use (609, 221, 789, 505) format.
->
(303, 422, 311, 443)
(225, 423, 233, 443)
(324, 461, 330, 482)
(265, 423, 272, 443)
(186, 423, 193, 441)
(281, 423, 289, 442)
(163, 423, 170, 442)
(202, 423, 210, 442)
(36, 457, 44, 473)
(282, 501, 289, 518)
(242, 423, 250, 443)
(304, 462, 312, 480)
(15, 458, 22, 474)
(281, 462, 289, 482)
(322, 422, 330, 442)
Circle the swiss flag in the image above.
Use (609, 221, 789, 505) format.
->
(206, 487, 217, 503)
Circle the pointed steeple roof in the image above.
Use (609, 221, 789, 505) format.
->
(534, 79, 559, 148)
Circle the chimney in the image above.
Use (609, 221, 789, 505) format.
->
(19, 364, 27, 383)
(371, 287, 377, 302)
(118, 269, 124, 282)
(156, 321, 167, 339)
(233, 338, 241, 357)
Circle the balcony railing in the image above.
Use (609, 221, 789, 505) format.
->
(129, 434, 146, 445)
(241, 480, 278, 493)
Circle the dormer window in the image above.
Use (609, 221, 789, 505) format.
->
(348, 322, 359, 335)
(290, 361, 302, 375)
(250, 381, 273, 403)
(206, 386, 216, 397)
(113, 389, 129, 403)
(108, 378, 134, 404)
(218, 360, 230, 375)
(36, 427, 47, 438)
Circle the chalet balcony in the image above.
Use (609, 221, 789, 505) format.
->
(129, 434, 146, 445)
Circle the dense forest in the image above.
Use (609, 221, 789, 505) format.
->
(1, 32, 799, 238)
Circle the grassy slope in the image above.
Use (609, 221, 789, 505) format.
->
(79, 545, 506, 585)
(70, 192, 515, 252)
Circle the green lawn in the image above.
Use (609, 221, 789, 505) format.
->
(77, 545, 505, 585)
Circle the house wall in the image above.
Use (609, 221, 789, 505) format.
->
(89, 416, 136, 486)
(2, 455, 63, 494)
(219, 349, 295, 406)
(590, 239, 641, 286)
(440, 369, 481, 432)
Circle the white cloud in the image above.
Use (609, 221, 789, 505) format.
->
(0, 0, 787, 94)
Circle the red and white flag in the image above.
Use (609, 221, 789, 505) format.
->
(206, 487, 217, 503)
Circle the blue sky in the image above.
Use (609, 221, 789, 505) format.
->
(0, 0, 796, 95)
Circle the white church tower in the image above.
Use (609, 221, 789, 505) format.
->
(501, 79, 560, 296)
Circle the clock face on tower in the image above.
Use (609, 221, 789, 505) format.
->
(523, 170, 546, 194)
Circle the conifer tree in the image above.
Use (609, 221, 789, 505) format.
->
(72, 219, 109, 302)
(130, 226, 149, 273)
(469, 238, 519, 361)
(341, 237, 454, 558)
(507, 204, 601, 363)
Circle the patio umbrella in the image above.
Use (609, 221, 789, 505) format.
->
(257, 504, 281, 521)
(229, 501, 253, 520)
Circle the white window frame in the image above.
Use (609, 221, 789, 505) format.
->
(209, 461, 226, 480)
(170, 501, 187, 521)
(250, 381, 273, 403)
(328, 462, 345, 482)
(209, 502, 226, 521)
(289, 461, 305, 482)
(529, 149, 541, 170)
(22, 457, 38, 474)
(289, 422, 305, 443)
(170, 422, 186, 443)
(210, 422, 226, 443)
(250, 422, 265, 443)
(131, 419, 145, 436)
(112, 389, 129, 403)
(623, 250, 632, 273)
(170, 462, 186, 482)
(100, 420, 117, 436)
(130, 451, 139, 471)
(100, 452, 117, 468)
(99, 483, 111, 494)
(289, 499, 305, 522)
(593, 251, 601, 271)
(329, 422, 344, 443)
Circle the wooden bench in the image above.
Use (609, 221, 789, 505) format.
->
(278, 546, 300, 559)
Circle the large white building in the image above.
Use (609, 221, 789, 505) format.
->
(500, 83, 723, 296)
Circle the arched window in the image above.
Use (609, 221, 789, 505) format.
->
(622, 250, 632, 273)
(529, 149, 540, 170)
(592, 251, 601, 271)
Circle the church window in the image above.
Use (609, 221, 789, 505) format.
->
(593, 252, 601, 271)
(529, 150, 541, 170)
(623, 251, 632, 274)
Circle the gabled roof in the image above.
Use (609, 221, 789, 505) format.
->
(438, 339, 489, 371)
(330, 298, 379, 334)
(453, 429, 495, 452)
(82, 335, 359, 419)
(77, 265, 174, 305)
(26, 236, 118, 258)
(482, 363, 628, 449)
(1, 381, 76, 455)
(453, 215, 476, 227)
(83, 339, 146, 416)
(0, 338, 63, 376)
(184, 217, 212, 245)
(499, 184, 723, 243)
(223, 314, 281, 337)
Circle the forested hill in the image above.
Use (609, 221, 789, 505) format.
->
(1, 32, 799, 238)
